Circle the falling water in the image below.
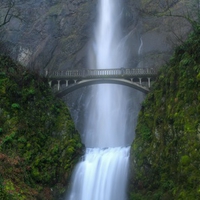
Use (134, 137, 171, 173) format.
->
(84, 0, 130, 148)
(66, 0, 132, 199)
(67, 147, 130, 200)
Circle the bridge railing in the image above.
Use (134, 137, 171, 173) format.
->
(47, 68, 157, 78)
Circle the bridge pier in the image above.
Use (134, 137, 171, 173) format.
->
(45, 70, 48, 76)
(57, 80, 61, 91)
(148, 78, 151, 88)
(139, 78, 142, 85)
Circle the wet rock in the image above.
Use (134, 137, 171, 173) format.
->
(0, 0, 96, 70)
(0, 0, 194, 72)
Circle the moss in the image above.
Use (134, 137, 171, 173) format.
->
(130, 25, 200, 199)
(48, 3, 64, 16)
(0, 56, 83, 199)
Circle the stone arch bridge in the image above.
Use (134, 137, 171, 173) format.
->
(46, 68, 157, 97)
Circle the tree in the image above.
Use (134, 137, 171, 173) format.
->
(0, 0, 21, 55)
(0, 0, 20, 28)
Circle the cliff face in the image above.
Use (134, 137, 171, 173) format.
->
(130, 25, 200, 199)
(0, 55, 83, 199)
(125, 0, 195, 68)
(0, 0, 195, 71)
(0, 0, 96, 70)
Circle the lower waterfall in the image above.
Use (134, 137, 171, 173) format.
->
(67, 147, 130, 200)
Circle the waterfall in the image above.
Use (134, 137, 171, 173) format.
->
(67, 147, 130, 200)
(66, 0, 133, 199)
(84, 0, 129, 148)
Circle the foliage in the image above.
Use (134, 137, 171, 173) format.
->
(0, 56, 83, 199)
(130, 25, 200, 199)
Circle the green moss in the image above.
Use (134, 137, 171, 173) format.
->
(130, 25, 200, 199)
(48, 4, 63, 16)
(0, 56, 83, 199)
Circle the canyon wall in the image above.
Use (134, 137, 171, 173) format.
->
(0, 0, 195, 71)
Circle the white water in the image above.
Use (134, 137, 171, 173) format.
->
(84, 0, 129, 148)
(66, 0, 131, 199)
(67, 147, 130, 200)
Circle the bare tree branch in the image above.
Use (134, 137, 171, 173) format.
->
(0, 0, 21, 28)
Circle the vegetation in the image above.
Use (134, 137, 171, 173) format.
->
(0, 55, 83, 199)
(130, 24, 200, 199)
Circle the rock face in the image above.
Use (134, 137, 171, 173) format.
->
(124, 0, 194, 68)
(0, 0, 195, 71)
(0, 0, 96, 70)
(130, 26, 200, 199)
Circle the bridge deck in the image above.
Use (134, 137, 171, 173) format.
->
(47, 68, 157, 80)
(47, 68, 158, 96)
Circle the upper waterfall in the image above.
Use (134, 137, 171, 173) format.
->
(94, 0, 125, 70)
(83, 0, 131, 148)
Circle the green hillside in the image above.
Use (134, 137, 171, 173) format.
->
(0, 56, 83, 199)
(130, 25, 200, 199)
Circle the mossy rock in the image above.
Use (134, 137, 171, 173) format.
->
(0, 55, 83, 199)
(130, 25, 200, 199)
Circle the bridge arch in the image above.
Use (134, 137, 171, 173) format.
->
(47, 68, 157, 97)
(54, 78, 150, 97)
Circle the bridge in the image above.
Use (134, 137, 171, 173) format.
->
(46, 68, 157, 97)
